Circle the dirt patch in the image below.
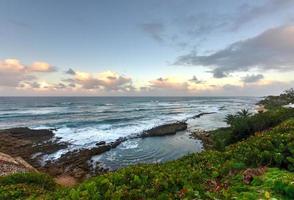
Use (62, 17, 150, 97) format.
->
(54, 175, 78, 187)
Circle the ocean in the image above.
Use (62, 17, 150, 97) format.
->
(0, 96, 260, 169)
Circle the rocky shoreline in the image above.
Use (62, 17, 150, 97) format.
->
(0, 112, 215, 182)
(189, 129, 214, 149)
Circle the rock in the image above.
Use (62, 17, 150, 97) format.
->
(190, 129, 214, 149)
(96, 141, 106, 146)
(0, 152, 38, 176)
(47, 166, 63, 176)
(243, 166, 267, 184)
(3, 127, 54, 142)
(72, 168, 86, 179)
(191, 112, 216, 119)
(142, 122, 187, 137)
(110, 137, 127, 148)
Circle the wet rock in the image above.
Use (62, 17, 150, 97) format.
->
(189, 129, 213, 149)
(0, 127, 114, 181)
(141, 122, 187, 137)
(110, 137, 127, 148)
(0, 128, 68, 168)
(43, 138, 129, 180)
(3, 127, 54, 142)
(96, 141, 106, 146)
(191, 112, 216, 119)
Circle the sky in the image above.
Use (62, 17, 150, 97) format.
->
(0, 0, 294, 96)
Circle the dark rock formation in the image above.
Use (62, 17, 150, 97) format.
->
(96, 141, 106, 146)
(0, 127, 68, 168)
(44, 137, 127, 180)
(191, 112, 216, 119)
(141, 122, 187, 137)
(189, 129, 214, 149)
(0, 127, 129, 181)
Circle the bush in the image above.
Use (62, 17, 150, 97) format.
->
(258, 88, 294, 109)
(0, 172, 56, 191)
(0, 173, 56, 199)
(214, 108, 294, 147)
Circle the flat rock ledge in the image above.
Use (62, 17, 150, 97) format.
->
(141, 122, 188, 137)
(44, 137, 127, 180)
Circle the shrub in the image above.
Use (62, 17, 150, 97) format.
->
(0, 172, 56, 191)
(216, 107, 294, 146)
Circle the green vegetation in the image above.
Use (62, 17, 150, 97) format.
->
(213, 107, 294, 150)
(1, 116, 293, 199)
(0, 173, 56, 199)
(259, 88, 294, 109)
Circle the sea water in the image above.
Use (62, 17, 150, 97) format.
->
(0, 96, 260, 169)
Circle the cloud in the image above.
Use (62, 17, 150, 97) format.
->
(72, 70, 134, 92)
(0, 58, 57, 88)
(65, 68, 76, 75)
(140, 23, 165, 42)
(0, 59, 34, 87)
(175, 25, 294, 78)
(138, 1, 294, 50)
(242, 74, 264, 83)
(149, 77, 189, 91)
(189, 76, 203, 84)
(232, 0, 294, 30)
(174, 13, 230, 38)
(29, 61, 56, 72)
(219, 81, 294, 96)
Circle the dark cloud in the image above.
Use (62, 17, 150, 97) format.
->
(107, 76, 116, 80)
(139, 1, 294, 49)
(54, 83, 67, 89)
(242, 74, 264, 83)
(232, 0, 294, 31)
(220, 81, 294, 96)
(149, 77, 189, 91)
(140, 23, 165, 42)
(65, 68, 76, 75)
(157, 77, 168, 82)
(189, 76, 203, 84)
(174, 13, 230, 38)
(30, 82, 41, 88)
(175, 26, 294, 78)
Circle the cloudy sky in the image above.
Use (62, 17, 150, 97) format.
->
(0, 0, 294, 96)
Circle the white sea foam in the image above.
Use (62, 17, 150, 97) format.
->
(119, 140, 139, 150)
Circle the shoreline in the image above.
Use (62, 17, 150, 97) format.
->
(0, 117, 206, 182)
(0, 111, 227, 183)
